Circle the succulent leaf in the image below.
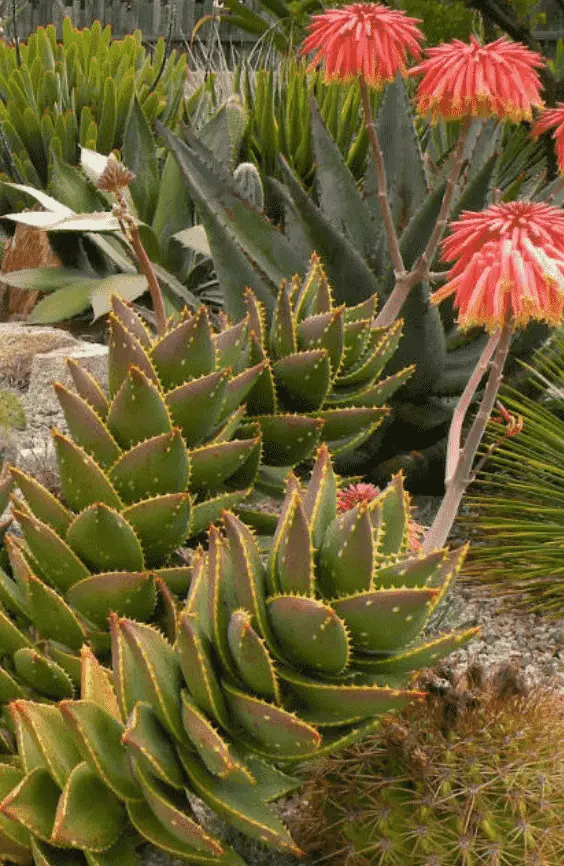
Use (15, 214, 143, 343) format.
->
(67, 571, 156, 630)
(14, 510, 90, 593)
(109, 429, 189, 504)
(66, 504, 145, 573)
(165, 371, 229, 448)
(317, 504, 374, 597)
(122, 493, 191, 564)
(53, 433, 123, 513)
(9, 470, 72, 536)
(267, 595, 350, 676)
(106, 367, 172, 450)
(122, 701, 183, 789)
(25, 574, 86, 650)
(107, 314, 159, 398)
(50, 761, 124, 852)
(14, 650, 74, 700)
(54, 386, 121, 470)
(150, 307, 216, 389)
(227, 610, 280, 703)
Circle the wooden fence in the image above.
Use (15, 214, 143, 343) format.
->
(0, 0, 258, 44)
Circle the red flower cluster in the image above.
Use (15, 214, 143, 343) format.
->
(532, 105, 564, 174)
(336, 483, 425, 551)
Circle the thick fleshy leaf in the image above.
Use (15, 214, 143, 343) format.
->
(203, 527, 238, 679)
(374, 474, 410, 558)
(189, 438, 261, 492)
(132, 757, 223, 854)
(278, 667, 424, 726)
(298, 308, 344, 375)
(332, 587, 439, 653)
(67, 359, 109, 419)
(118, 619, 184, 741)
(314, 407, 388, 455)
(165, 370, 229, 447)
(106, 367, 172, 449)
(302, 444, 338, 548)
(0, 604, 31, 654)
(328, 367, 414, 408)
(154, 565, 192, 595)
(109, 429, 189, 505)
(342, 317, 372, 368)
(10, 470, 71, 536)
(269, 283, 296, 360)
(191, 490, 250, 538)
(54, 387, 121, 469)
(68, 570, 156, 630)
(268, 490, 313, 596)
(0, 767, 60, 843)
(273, 350, 331, 412)
(227, 610, 280, 702)
(10, 702, 80, 789)
(240, 754, 301, 802)
(353, 626, 481, 674)
(51, 761, 124, 851)
(0, 764, 30, 858)
(14, 650, 74, 700)
(267, 595, 350, 675)
(110, 296, 151, 348)
(178, 747, 302, 855)
(0, 667, 25, 703)
(214, 317, 250, 373)
(223, 681, 321, 758)
(317, 504, 374, 596)
(14, 511, 90, 592)
(254, 415, 322, 467)
(151, 308, 216, 389)
(53, 433, 122, 513)
(222, 512, 272, 646)
(122, 702, 183, 789)
(107, 314, 159, 398)
(66, 504, 144, 573)
(0, 560, 29, 620)
(218, 362, 268, 423)
(80, 647, 120, 721)
(84, 834, 140, 866)
(176, 612, 229, 727)
(25, 574, 86, 650)
(127, 799, 245, 864)
(123, 494, 191, 565)
(181, 689, 251, 782)
(373, 549, 446, 588)
(293, 253, 333, 321)
(336, 321, 403, 389)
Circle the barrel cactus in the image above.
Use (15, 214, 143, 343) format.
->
(0, 445, 477, 865)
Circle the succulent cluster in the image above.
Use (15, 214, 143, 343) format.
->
(0, 443, 477, 864)
(297, 664, 564, 865)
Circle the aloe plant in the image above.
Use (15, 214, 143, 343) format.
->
(0, 18, 187, 190)
(160, 77, 556, 487)
(0, 445, 478, 865)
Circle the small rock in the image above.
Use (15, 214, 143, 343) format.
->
(0, 324, 78, 385)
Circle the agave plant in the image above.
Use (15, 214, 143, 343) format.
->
(159, 77, 555, 488)
(0, 445, 477, 865)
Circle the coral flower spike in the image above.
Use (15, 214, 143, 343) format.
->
(431, 201, 564, 331)
(301, 3, 424, 88)
(409, 36, 544, 122)
(531, 104, 564, 174)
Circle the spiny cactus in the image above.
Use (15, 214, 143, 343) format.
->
(0, 446, 477, 865)
(242, 252, 412, 466)
(296, 664, 564, 865)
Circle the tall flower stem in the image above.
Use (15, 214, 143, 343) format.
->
(422, 317, 514, 552)
(127, 223, 167, 336)
(373, 117, 472, 328)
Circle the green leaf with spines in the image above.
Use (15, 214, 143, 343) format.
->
(107, 314, 159, 399)
(66, 571, 156, 630)
(106, 367, 172, 450)
(189, 437, 261, 493)
(178, 746, 302, 856)
(317, 503, 374, 597)
(13, 650, 74, 700)
(372, 549, 447, 588)
(9, 470, 72, 536)
(269, 282, 297, 360)
(352, 626, 481, 675)
(342, 318, 372, 368)
(227, 610, 280, 703)
(374, 474, 411, 559)
(297, 307, 345, 375)
(214, 318, 251, 374)
(165, 370, 229, 448)
(314, 406, 389, 455)
(0, 767, 60, 844)
(66, 504, 144, 573)
(176, 612, 230, 729)
(54, 386, 121, 470)
(0, 763, 29, 852)
(109, 429, 189, 505)
(122, 701, 183, 790)
(267, 594, 350, 676)
(50, 761, 124, 852)
(277, 666, 424, 727)
(53, 432, 122, 513)
(118, 618, 185, 742)
(0, 604, 32, 654)
(328, 366, 415, 408)
(302, 444, 338, 549)
(9, 702, 80, 789)
(122, 493, 192, 565)
(269, 489, 314, 596)
(190, 489, 251, 539)
(153, 565, 192, 595)
(14, 510, 90, 593)
(181, 689, 252, 782)
(150, 307, 216, 390)
(24, 574, 86, 650)
(273, 350, 331, 412)
(110, 296, 151, 349)
(0, 562, 30, 621)
(0, 667, 26, 703)
(254, 415, 322, 467)
(218, 362, 269, 424)
(222, 680, 321, 759)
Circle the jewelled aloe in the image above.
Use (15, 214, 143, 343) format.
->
(241, 252, 413, 466)
(0, 446, 477, 866)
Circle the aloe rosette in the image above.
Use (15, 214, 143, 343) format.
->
(242, 252, 413, 467)
(0, 446, 477, 865)
(0, 295, 264, 701)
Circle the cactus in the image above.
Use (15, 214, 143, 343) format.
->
(296, 664, 564, 865)
(0, 446, 477, 865)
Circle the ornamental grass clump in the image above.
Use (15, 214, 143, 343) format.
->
(296, 664, 564, 865)
(0, 446, 478, 865)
